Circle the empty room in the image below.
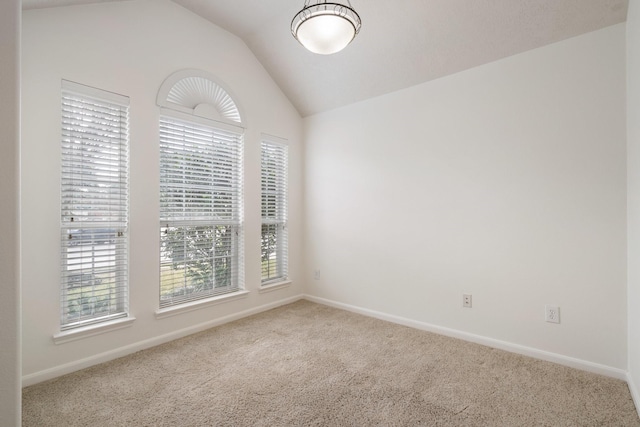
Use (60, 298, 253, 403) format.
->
(2, 0, 640, 425)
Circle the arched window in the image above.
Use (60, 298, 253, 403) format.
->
(157, 70, 245, 310)
(156, 69, 243, 125)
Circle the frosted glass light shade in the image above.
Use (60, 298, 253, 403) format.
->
(292, 2, 362, 55)
(296, 15, 355, 55)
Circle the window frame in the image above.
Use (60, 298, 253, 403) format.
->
(158, 112, 245, 309)
(59, 80, 130, 331)
(260, 136, 289, 286)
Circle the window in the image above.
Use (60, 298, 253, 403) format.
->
(159, 116, 244, 308)
(60, 80, 129, 330)
(261, 138, 288, 284)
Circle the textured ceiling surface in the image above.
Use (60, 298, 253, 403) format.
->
(22, 0, 629, 117)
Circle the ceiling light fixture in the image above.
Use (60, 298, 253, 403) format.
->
(291, 1, 362, 55)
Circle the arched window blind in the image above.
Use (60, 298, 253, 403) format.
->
(60, 80, 130, 330)
(159, 116, 244, 308)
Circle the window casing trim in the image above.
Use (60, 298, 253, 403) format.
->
(258, 280, 292, 293)
(159, 114, 245, 309)
(260, 136, 289, 285)
(62, 79, 129, 107)
(53, 316, 136, 345)
(60, 80, 130, 331)
(155, 290, 250, 319)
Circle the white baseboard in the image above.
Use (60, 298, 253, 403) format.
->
(23, 293, 632, 393)
(22, 295, 304, 387)
(303, 294, 629, 381)
(628, 373, 640, 418)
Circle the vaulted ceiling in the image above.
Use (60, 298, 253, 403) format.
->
(22, 0, 629, 116)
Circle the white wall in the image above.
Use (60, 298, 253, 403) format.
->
(304, 24, 627, 372)
(0, 0, 21, 422)
(20, 0, 633, 395)
(21, 0, 303, 382)
(627, 0, 640, 409)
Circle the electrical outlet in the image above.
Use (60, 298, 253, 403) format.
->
(545, 305, 560, 323)
(313, 270, 320, 280)
(463, 294, 472, 308)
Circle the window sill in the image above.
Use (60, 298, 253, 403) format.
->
(53, 316, 136, 345)
(155, 290, 250, 319)
(259, 280, 292, 294)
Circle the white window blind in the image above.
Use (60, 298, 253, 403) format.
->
(60, 80, 129, 330)
(261, 139, 288, 283)
(159, 116, 244, 308)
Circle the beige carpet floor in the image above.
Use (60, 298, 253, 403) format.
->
(23, 300, 640, 426)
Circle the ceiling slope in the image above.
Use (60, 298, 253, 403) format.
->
(173, 0, 628, 117)
(23, 0, 628, 116)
